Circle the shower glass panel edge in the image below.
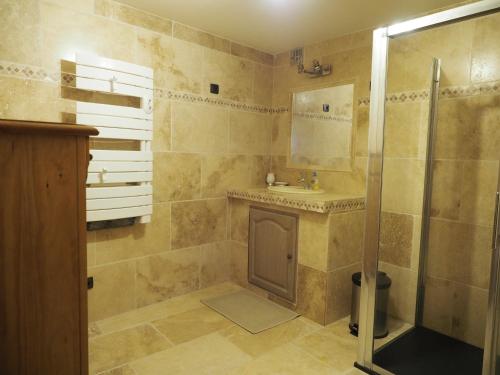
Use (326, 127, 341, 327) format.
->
(484, 172, 500, 375)
(357, 1, 500, 374)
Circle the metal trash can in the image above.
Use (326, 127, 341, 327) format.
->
(349, 271, 391, 339)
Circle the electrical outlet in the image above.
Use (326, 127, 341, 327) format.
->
(87, 276, 94, 290)
(210, 83, 219, 94)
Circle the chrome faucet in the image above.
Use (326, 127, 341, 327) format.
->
(298, 171, 311, 189)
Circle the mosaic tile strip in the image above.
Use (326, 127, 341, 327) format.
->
(0, 60, 285, 115)
(0, 60, 59, 82)
(227, 189, 365, 214)
(357, 81, 500, 106)
(156, 88, 288, 114)
(292, 111, 352, 123)
(358, 89, 430, 106)
(2, 61, 498, 113)
(440, 81, 500, 98)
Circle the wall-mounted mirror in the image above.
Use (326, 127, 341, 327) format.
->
(289, 83, 355, 171)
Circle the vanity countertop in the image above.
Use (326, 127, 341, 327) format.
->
(227, 188, 365, 214)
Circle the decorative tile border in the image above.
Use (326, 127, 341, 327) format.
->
(0, 60, 286, 115)
(156, 89, 287, 114)
(0, 60, 60, 82)
(227, 189, 365, 214)
(358, 89, 430, 106)
(2, 60, 499, 113)
(292, 111, 352, 123)
(440, 81, 500, 98)
(358, 80, 500, 106)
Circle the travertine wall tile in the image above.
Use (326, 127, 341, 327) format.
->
(253, 63, 274, 105)
(427, 218, 492, 289)
(136, 247, 201, 307)
(173, 22, 230, 53)
(200, 242, 232, 288)
(296, 264, 327, 324)
(378, 262, 418, 323)
(435, 95, 500, 160)
(384, 102, 422, 158)
(230, 42, 274, 66)
(229, 199, 250, 243)
(152, 97, 171, 152)
(203, 48, 254, 102)
(171, 102, 228, 153)
(229, 111, 272, 155)
(95, 203, 171, 264)
(429, 160, 463, 221)
(271, 113, 290, 156)
(171, 199, 227, 249)
(88, 261, 136, 321)
(0, 0, 41, 66)
(471, 13, 500, 83)
(95, 0, 172, 35)
(153, 152, 201, 202)
(423, 275, 489, 348)
(201, 155, 251, 198)
(325, 263, 360, 324)
(328, 210, 365, 271)
(229, 240, 249, 287)
(298, 212, 329, 272)
(379, 212, 414, 269)
(381, 158, 425, 215)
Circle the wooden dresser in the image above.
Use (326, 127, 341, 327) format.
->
(0, 119, 98, 375)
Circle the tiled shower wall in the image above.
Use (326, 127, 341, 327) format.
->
(415, 14, 500, 348)
(0, 0, 276, 321)
(377, 13, 500, 348)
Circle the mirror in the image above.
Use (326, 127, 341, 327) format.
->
(289, 83, 355, 171)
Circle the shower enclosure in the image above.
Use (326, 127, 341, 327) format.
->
(357, 1, 500, 374)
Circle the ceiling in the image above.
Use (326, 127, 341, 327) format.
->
(117, 0, 466, 54)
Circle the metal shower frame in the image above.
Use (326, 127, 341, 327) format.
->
(357, 1, 500, 374)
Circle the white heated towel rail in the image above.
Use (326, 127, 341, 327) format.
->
(74, 53, 154, 224)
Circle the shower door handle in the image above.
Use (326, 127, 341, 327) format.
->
(493, 192, 500, 251)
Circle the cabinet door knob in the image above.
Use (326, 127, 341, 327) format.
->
(287, 254, 293, 260)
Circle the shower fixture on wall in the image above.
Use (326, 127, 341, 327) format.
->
(298, 59, 332, 77)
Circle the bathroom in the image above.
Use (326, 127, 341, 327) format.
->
(0, 0, 499, 374)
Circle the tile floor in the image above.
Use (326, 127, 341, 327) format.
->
(89, 282, 409, 375)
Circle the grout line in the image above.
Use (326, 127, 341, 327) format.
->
(148, 322, 177, 347)
(89, 241, 223, 269)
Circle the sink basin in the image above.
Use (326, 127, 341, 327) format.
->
(267, 185, 325, 194)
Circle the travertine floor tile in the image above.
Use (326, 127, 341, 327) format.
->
(152, 306, 234, 344)
(95, 282, 241, 336)
(96, 365, 136, 375)
(219, 317, 319, 358)
(129, 332, 252, 375)
(89, 324, 171, 374)
(342, 368, 367, 375)
(294, 320, 357, 372)
(229, 344, 340, 375)
(91, 282, 364, 374)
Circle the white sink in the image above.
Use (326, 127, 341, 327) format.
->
(267, 185, 325, 195)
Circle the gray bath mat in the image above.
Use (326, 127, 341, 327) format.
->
(201, 289, 299, 334)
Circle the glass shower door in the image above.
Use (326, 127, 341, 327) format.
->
(484, 176, 500, 375)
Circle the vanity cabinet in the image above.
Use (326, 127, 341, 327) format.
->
(248, 206, 298, 301)
(0, 119, 98, 375)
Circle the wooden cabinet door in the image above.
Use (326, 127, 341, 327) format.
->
(248, 206, 298, 301)
(0, 121, 94, 375)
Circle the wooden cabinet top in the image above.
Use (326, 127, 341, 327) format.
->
(0, 119, 99, 137)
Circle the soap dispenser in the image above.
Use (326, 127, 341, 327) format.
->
(311, 170, 320, 191)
